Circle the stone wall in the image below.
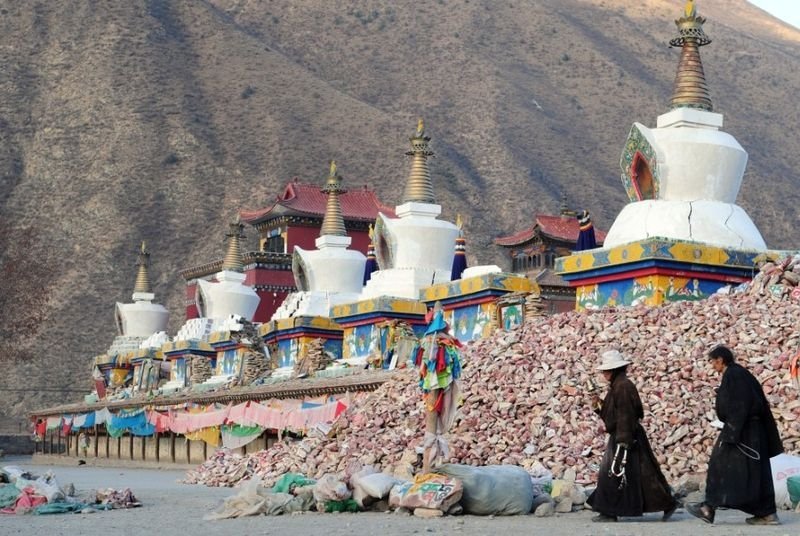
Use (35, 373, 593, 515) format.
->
(31, 428, 278, 466)
(0, 434, 35, 455)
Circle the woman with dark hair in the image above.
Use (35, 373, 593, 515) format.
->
(587, 350, 677, 522)
(687, 345, 783, 526)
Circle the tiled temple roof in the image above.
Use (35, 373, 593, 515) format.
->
(240, 179, 395, 225)
(494, 215, 607, 247)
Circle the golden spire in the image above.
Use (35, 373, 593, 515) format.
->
(668, 0, 713, 111)
(133, 241, 152, 294)
(222, 219, 245, 272)
(402, 118, 436, 204)
(368, 223, 374, 240)
(319, 160, 347, 237)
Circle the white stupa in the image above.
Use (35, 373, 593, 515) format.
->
(171, 221, 261, 388)
(194, 220, 261, 324)
(362, 119, 460, 299)
(272, 161, 366, 319)
(604, 1, 766, 251)
(111, 242, 169, 354)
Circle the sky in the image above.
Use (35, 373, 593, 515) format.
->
(748, 0, 800, 29)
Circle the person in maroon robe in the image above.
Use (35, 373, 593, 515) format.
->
(587, 349, 677, 522)
(686, 345, 783, 526)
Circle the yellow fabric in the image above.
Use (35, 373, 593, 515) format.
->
(185, 426, 221, 447)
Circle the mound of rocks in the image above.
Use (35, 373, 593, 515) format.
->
(186, 265, 800, 487)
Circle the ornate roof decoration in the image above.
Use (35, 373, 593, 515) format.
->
(401, 118, 436, 204)
(133, 241, 152, 294)
(319, 160, 348, 237)
(494, 215, 608, 247)
(222, 219, 245, 272)
(668, 0, 713, 111)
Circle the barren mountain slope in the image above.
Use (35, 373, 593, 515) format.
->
(0, 0, 798, 427)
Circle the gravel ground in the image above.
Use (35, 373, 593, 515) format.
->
(2, 456, 799, 536)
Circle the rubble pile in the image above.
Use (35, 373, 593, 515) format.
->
(294, 339, 331, 377)
(524, 292, 547, 319)
(189, 355, 212, 385)
(749, 256, 800, 299)
(187, 275, 800, 488)
(241, 351, 271, 384)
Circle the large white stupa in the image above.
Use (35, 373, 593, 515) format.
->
(272, 161, 367, 318)
(604, 1, 766, 251)
(362, 119, 460, 299)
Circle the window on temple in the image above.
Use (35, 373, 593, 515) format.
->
(262, 234, 285, 253)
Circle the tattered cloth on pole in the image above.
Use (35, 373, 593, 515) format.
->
(107, 409, 154, 437)
(221, 424, 264, 450)
(45, 417, 61, 431)
(185, 426, 221, 447)
(94, 408, 112, 425)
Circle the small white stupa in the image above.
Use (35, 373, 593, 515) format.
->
(273, 161, 366, 319)
(111, 242, 169, 353)
(604, 0, 766, 251)
(362, 119, 460, 299)
(194, 220, 261, 324)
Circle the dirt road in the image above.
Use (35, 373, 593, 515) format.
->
(2, 457, 798, 536)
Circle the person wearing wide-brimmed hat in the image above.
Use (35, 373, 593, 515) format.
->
(587, 350, 677, 522)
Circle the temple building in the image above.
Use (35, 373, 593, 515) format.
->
(494, 205, 606, 313)
(180, 178, 393, 322)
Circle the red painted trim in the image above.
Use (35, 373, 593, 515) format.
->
(567, 267, 750, 287)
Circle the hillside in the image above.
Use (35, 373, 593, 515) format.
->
(0, 0, 799, 429)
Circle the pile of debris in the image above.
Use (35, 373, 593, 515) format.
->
(189, 355, 213, 385)
(294, 339, 332, 377)
(0, 465, 140, 515)
(186, 265, 800, 488)
(748, 255, 800, 299)
(240, 351, 272, 385)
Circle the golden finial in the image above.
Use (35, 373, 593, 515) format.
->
(456, 213, 463, 230)
(684, 0, 695, 18)
(222, 219, 245, 272)
(668, 0, 712, 111)
(133, 241, 152, 294)
(368, 223, 374, 240)
(402, 118, 436, 204)
(320, 160, 347, 237)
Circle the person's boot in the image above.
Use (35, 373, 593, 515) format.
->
(662, 500, 678, 521)
(745, 513, 780, 525)
(686, 502, 715, 524)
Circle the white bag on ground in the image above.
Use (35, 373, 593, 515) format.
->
(205, 477, 267, 520)
(436, 463, 534, 515)
(15, 474, 65, 503)
(352, 472, 398, 507)
(770, 453, 800, 509)
(312, 474, 351, 503)
(2, 466, 28, 483)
